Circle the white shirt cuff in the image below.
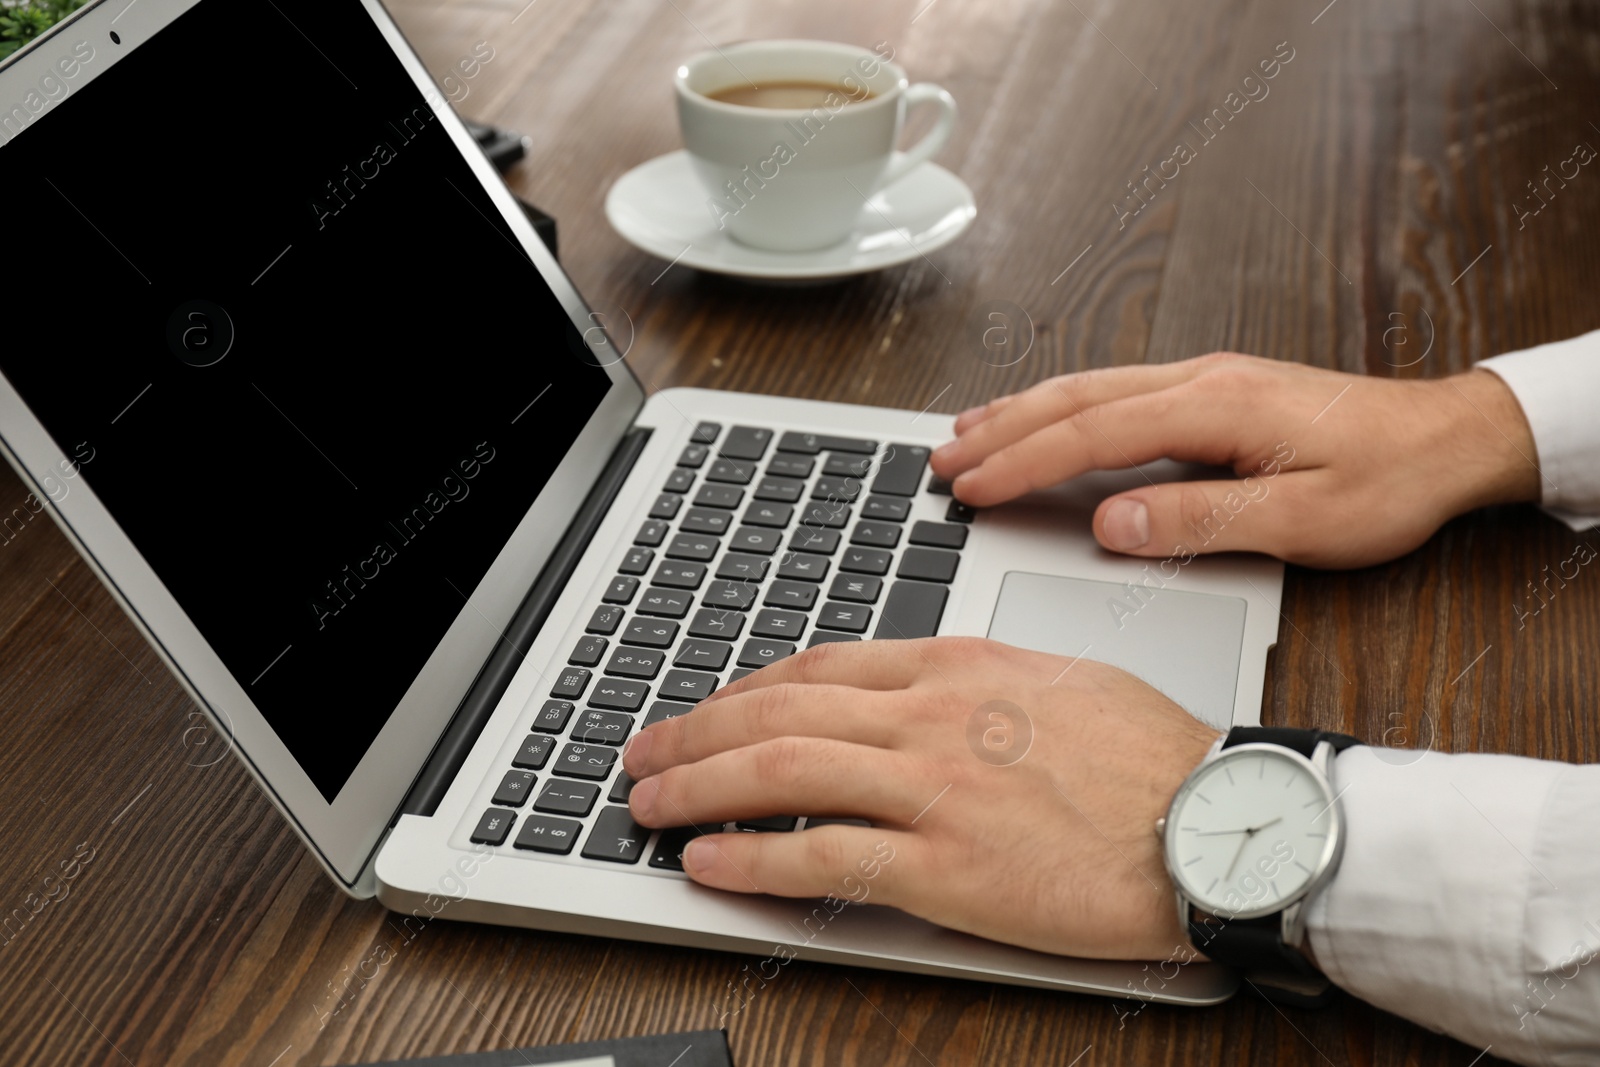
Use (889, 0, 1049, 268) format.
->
(1305, 747, 1600, 1066)
(1478, 334, 1600, 530)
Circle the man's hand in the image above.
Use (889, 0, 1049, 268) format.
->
(623, 638, 1218, 962)
(928, 355, 1541, 568)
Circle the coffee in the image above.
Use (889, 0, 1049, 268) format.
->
(706, 80, 875, 109)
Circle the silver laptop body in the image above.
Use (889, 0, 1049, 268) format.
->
(0, 0, 1282, 1006)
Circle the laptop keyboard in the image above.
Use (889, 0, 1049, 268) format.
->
(468, 421, 973, 872)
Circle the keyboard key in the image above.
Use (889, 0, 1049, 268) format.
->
(767, 453, 814, 478)
(551, 668, 591, 699)
(812, 476, 862, 503)
(662, 468, 695, 493)
(569, 635, 608, 667)
(729, 526, 782, 555)
(471, 808, 516, 846)
(808, 631, 859, 647)
(777, 432, 877, 455)
(660, 669, 719, 703)
(716, 553, 771, 582)
(862, 495, 911, 522)
(512, 733, 555, 769)
(636, 588, 693, 618)
(608, 772, 636, 803)
(874, 581, 948, 639)
(681, 507, 732, 535)
(945, 499, 978, 523)
(586, 604, 625, 635)
(618, 547, 654, 575)
(589, 678, 650, 712)
(677, 443, 710, 468)
(729, 667, 756, 683)
(572, 709, 634, 745)
(649, 493, 682, 520)
(790, 528, 841, 555)
(817, 602, 872, 634)
(642, 701, 691, 729)
(823, 453, 875, 478)
(687, 607, 746, 640)
(493, 770, 537, 807)
(743, 502, 793, 528)
(840, 547, 893, 576)
(604, 647, 665, 679)
(910, 521, 969, 549)
(582, 806, 652, 863)
(719, 426, 774, 461)
(532, 700, 575, 733)
(800, 502, 851, 528)
(674, 638, 733, 671)
(898, 547, 960, 583)
(754, 476, 806, 503)
(634, 519, 669, 546)
(871, 443, 931, 497)
(736, 815, 798, 833)
(828, 574, 882, 603)
(691, 421, 722, 444)
(738, 638, 797, 669)
(752, 608, 807, 640)
(512, 814, 582, 854)
(665, 533, 719, 562)
(621, 618, 679, 648)
(652, 560, 707, 590)
(706, 457, 757, 484)
(776, 553, 830, 582)
(602, 576, 639, 604)
(649, 824, 721, 871)
(764, 580, 819, 610)
(925, 475, 954, 496)
(851, 522, 900, 548)
(554, 743, 618, 780)
(693, 484, 744, 510)
(535, 779, 600, 816)
(705, 580, 759, 610)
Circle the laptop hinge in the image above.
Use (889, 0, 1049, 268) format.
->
(395, 426, 653, 820)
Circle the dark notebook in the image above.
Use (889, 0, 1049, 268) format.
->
(351, 1029, 733, 1067)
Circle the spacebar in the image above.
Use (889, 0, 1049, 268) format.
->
(872, 581, 948, 640)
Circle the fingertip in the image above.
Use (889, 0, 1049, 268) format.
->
(1099, 497, 1150, 552)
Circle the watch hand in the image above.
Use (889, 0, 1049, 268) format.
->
(1195, 828, 1253, 837)
(1247, 816, 1283, 834)
(1224, 834, 1251, 880)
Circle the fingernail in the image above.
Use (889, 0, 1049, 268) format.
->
(957, 404, 986, 421)
(630, 777, 659, 819)
(1104, 499, 1150, 551)
(683, 838, 715, 873)
(932, 440, 958, 461)
(623, 729, 653, 773)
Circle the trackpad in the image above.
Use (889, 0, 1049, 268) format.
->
(986, 572, 1246, 729)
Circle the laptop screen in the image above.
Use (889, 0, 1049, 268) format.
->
(1, 0, 613, 801)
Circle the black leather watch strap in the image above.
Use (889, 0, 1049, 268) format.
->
(1221, 725, 1360, 758)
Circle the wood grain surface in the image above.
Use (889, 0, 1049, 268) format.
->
(2, 0, 1597, 1064)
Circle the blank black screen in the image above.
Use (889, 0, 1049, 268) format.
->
(0, 0, 613, 800)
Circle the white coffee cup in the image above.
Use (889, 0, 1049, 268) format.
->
(675, 39, 958, 253)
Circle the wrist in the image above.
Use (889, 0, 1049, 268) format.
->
(1436, 369, 1542, 511)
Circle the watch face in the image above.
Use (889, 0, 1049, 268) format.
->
(1165, 744, 1339, 920)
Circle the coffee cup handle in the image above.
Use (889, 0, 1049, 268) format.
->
(877, 83, 958, 190)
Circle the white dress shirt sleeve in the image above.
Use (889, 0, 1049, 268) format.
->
(1479, 332, 1600, 530)
(1300, 334, 1600, 1065)
(1305, 748, 1600, 1067)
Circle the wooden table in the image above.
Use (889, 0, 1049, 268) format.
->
(4, 0, 1596, 1063)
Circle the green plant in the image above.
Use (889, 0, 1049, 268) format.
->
(0, 0, 90, 62)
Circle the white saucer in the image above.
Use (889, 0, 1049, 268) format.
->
(604, 150, 976, 282)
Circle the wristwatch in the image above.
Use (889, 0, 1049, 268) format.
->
(1158, 726, 1360, 1005)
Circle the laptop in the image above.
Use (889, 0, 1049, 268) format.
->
(0, 0, 1283, 1006)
